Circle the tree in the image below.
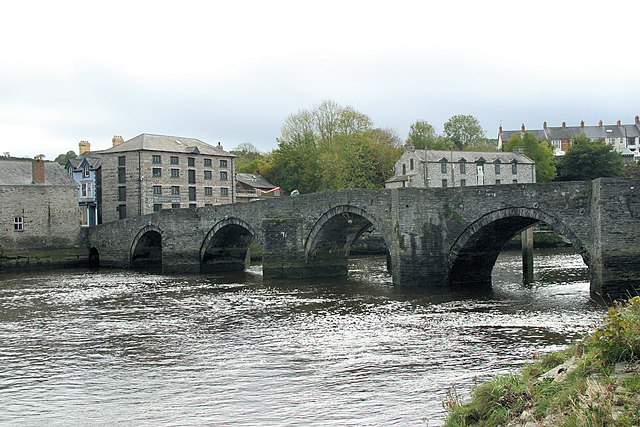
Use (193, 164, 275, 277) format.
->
(556, 133, 625, 181)
(443, 114, 485, 149)
(503, 131, 556, 182)
(54, 151, 76, 165)
(230, 143, 264, 173)
(408, 120, 437, 149)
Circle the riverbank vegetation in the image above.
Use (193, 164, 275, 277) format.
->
(444, 296, 640, 426)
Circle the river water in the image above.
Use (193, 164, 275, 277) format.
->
(0, 249, 606, 426)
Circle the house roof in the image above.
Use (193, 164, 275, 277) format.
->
(95, 133, 235, 157)
(412, 149, 534, 164)
(0, 158, 77, 186)
(235, 173, 277, 189)
(66, 156, 101, 170)
(501, 122, 640, 142)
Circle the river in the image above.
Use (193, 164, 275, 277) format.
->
(0, 249, 606, 426)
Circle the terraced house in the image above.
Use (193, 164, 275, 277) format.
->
(95, 134, 236, 223)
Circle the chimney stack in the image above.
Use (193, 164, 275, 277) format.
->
(112, 135, 124, 147)
(635, 115, 639, 125)
(580, 120, 584, 128)
(79, 140, 91, 155)
(599, 120, 603, 127)
(543, 121, 548, 129)
(521, 123, 525, 133)
(562, 121, 566, 128)
(617, 119, 621, 126)
(32, 156, 45, 184)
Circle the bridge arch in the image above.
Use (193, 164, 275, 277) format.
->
(305, 205, 391, 277)
(200, 217, 260, 273)
(449, 207, 591, 286)
(130, 224, 163, 270)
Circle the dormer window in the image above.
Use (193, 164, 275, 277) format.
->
(512, 160, 518, 174)
(440, 158, 448, 174)
(494, 159, 501, 174)
(83, 164, 90, 178)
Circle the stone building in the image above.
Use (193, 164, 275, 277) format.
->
(65, 140, 102, 226)
(0, 157, 81, 252)
(95, 134, 236, 223)
(498, 116, 640, 156)
(386, 145, 536, 189)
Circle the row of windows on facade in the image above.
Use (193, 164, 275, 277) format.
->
(117, 167, 228, 183)
(116, 186, 229, 201)
(440, 178, 519, 187)
(404, 159, 520, 175)
(147, 155, 229, 168)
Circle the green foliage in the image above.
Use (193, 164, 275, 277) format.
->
(407, 120, 453, 149)
(556, 133, 625, 181)
(444, 297, 640, 426)
(443, 114, 486, 149)
(230, 143, 265, 173)
(503, 131, 557, 182)
(259, 100, 402, 193)
(54, 150, 77, 165)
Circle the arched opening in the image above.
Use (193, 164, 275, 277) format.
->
(305, 205, 391, 279)
(131, 229, 162, 271)
(200, 219, 259, 273)
(88, 247, 100, 268)
(449, 208, 590, 288)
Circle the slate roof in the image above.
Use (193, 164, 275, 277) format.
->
(0, 158, 77, 186)
(413, 149, 534, 164)
(501, 122, 640, 142)
(235, 173, 277, 189)
(66, 156, 101, 170)
(96, 133, 235, 157)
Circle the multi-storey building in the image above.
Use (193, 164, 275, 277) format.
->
(0, 156, 81, 251)
(385, 144, 535, 188)
(498, 116, 640, 156)
(65, 140, 102, 226)
(235, 173, 280, 202)
(96, 134, 236, 223)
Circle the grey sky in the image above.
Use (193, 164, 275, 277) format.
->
(2, 0, 639, 159)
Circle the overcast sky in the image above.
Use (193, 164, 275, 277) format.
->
(2, 0, 639, 159)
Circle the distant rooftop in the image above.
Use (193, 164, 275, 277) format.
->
(96, 133, 236, 157)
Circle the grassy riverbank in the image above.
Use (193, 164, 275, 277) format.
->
(444, 296, 640, 426)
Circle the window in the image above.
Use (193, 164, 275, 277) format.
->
(188, 157, 195, 167)
(513, 179, 518, 184)
(410, 158, 414, 170)
(152, 168, 162, 177)
(170, 156, 179, 165)
(204, 170, 212, 180)
(81, 182, 93, 197)
(220, 159, 228, 168)
(205, 187, 213, 196)
(118, 205, 126, 220)
(152, 155, 161, 164)
(189, 203, 197, 209)
(495, 161, 501, 174)
(153, 186, 162, 195)
(14, 216, 23, 231)
(118, 168, 126, 184)
(118, 186, 126, 201)
(512, 161, 518, 174)
(188, 186, 196, 201)
(153, 203, 162, 212)
(171, 168, 180, 178)
(460, 160, 466, 174)
(171, 203, 181, 209)
(402, 164, 406, 175)
(442, 179, 448, 187)
(440, 159, 447, 174)
(171, 186, 180, 195)
(118, 156, 126, 167)
(496, 179, 501, 185)
(460, 179, 466, 187)
(220, 171, 228, 180)
(83, 164, 90, 178)
(204, 158, 212, 167)
(220, 187, 229, 196)
(188, 169, 196, 184)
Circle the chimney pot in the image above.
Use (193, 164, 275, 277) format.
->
(580, 120, 584, 128)
(562, 121, 566, 128)
(635, 115, 639, 125)
(32, 157, 45, 184)
(599, 120, 603, 127)
(617, 119, 621, 126)
(112, 135, 124, 147)
(543, 121, 548, 129)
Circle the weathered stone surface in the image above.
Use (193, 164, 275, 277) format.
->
(87, 179, 640, 299)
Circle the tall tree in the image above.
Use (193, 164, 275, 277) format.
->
(54, 150, 77, 165)
(230, 143, 264, 173)
(443, 114, 485, 149)
(408, 120, 437, 149)
(556, 134, 625, 181)
(503, 132, 556, 182)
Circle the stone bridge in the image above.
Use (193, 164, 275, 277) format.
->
(87, 178, 640, 299)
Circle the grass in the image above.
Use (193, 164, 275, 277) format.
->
(443, 296, 640, 426)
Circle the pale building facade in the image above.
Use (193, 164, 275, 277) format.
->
(96, 134, 236, 223)
(386, 145, 535, 189)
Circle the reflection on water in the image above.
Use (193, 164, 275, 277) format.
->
(0, 249, 605, 426)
